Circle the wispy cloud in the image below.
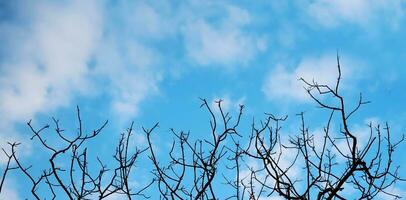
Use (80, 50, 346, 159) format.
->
(0, 0, 169, 132)
(0, 178, 20, 200)
(94, 35, 162, 122)
(262, 54, 364, 102)
(306, 0, 405, 29)
(1, 1, 265, 157)
(182, 4, 265, 67)
(0, 0, 102, 124)
(0, 1, 103, 160)
(0, 0, 165, 160)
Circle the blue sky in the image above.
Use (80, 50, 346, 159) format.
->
(0, 0, 405, 199)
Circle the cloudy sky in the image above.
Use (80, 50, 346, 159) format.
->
(0, 0, 405, 199)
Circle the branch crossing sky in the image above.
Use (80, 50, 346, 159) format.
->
(0, 0, 405, 199)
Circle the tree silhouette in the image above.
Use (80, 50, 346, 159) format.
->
(1, 56, 404, 199)
(240, 56, 404, 199)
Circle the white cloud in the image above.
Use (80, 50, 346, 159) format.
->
(182, 5, 265, 66)
(0, 0, 164, 162)
(116, 1, 175, 40)
(112, 1, 265, 68)
(130, 3, 170, 39)
(109, 70, 161, 121)
(377, 185, 405, 200)
(0, 0, 102, 124)
(0, 187, 20, 200)
(306, 0, 405, 29)
(94, 27, 162, 122)
(0, 179, 20, 200)
(262, 54, 362, 102)
(0, 0, 103, 163)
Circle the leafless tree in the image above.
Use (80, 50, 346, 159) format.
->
(0, 142, 19, 194)
(145, 55, 404, 199)
(145, 99, 244, 199)
(1, 106, 152, 199)
(240, 55, 404, 199)
(0, 56, 403, 199)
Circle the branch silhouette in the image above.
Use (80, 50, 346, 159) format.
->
(1, 56, 403, 199)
